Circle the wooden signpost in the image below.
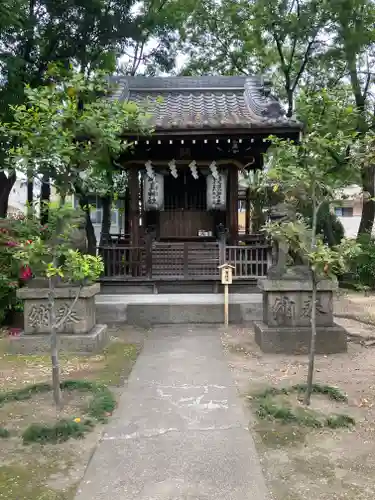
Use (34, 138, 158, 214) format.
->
(218, 263, 235, 326)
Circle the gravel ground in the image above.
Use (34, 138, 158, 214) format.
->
(222, 292, 375, 500)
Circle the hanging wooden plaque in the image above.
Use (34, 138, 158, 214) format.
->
(207, 173, 227, 210)
(143, 173, 164, 211)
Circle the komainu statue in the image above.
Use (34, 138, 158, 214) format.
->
(267, 201, 312, 280)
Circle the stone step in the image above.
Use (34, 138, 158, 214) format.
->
(95, 293, 262, 326)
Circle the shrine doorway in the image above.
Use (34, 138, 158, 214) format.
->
(159, 170, 214, 240)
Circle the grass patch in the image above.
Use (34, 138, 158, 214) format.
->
(255, 383, 347, 402)
(257, 397, 324, 428)
(22, 418, 95, 445)
(88, 388, 116, 421)
(293, 383, 348, 402)
(326, 414, 356, 428)
(253, 383, 354, 431)
(0, 383, 52, 406)
(0, 427, 10, 438)
(0, 379, 116, 444)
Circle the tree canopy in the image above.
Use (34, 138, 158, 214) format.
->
(0, 0, 184, 216)
(2, 0, 375, 235)
(178, 0, 375, 237)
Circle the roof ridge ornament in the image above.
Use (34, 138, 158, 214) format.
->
(244, 78, 286, 119)
(262, 101, 285, 118)
(261, 79, 286, 118)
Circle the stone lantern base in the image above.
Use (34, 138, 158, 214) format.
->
(254, 277, 347, 354)
(7, 283, 108, 355)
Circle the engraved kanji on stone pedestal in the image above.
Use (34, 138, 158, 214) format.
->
(8, 283, 108, 354)
(254, 275, 347, 354)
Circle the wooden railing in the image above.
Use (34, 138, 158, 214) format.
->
(151, 242, 220, 279)
(226, 245, 270, 279)
(98, 239, 271, 281)
(98, 246, 147, 279)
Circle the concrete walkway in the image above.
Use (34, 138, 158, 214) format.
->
(75, 325, 269, 500)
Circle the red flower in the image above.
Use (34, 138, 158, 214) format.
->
(20, 265, 32, 281)
(8, 328, 21, 337)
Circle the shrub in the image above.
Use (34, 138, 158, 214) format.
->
(0, 427, 10, 438)
(0, 215, 42, 324)
(0, 207, 102, 326)
(350, 234, 375, 289)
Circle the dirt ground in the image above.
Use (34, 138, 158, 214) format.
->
(0, 325, 146, 500)
(222, 291, 375, 500)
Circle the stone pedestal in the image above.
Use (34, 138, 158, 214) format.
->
(254, 278, 347, 354)
(8, 283, 108, 354)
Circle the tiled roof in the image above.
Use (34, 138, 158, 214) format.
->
(110, 75, 301, 132)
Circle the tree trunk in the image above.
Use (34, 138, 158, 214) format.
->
(358, 166, 375, 237)
(252, 197, 265, 233)
(286, 88, 294, 118)
(74, 183, 97, 255)
(343, 42, 374, 238)
(304, 273, 317, 406)
(78, 195, 96, 255)
(0, 171, 16, 218)
(85, 210, 97, 255)
(304, 189, 318, 406)
(48, 272, 62, 408)
(40, 173, 50, 226)
(99, 195, 112, 245)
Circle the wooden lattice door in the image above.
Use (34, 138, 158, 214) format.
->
(159, 171, 213, 239)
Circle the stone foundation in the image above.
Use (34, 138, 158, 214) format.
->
(255, 276, 347, 354)
(254, 322, 347, 354)
(7, 324, 108, 355)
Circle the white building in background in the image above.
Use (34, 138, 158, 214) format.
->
(331, 185, 370, 238)
(7, 178, 29, 215)
(8, 180, 124, 242)
(72, 194, 125, 243)
(7, 177, 52, 216)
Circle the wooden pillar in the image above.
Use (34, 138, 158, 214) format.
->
(245, 187, 251, 235)
(228, 166, 238, 244)
(139, 171, 144, 236)
(124, 185, 130, 238)
(128, 167, 140, 245)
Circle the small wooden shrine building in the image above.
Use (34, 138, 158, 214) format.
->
(100, 75, 301, 292)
